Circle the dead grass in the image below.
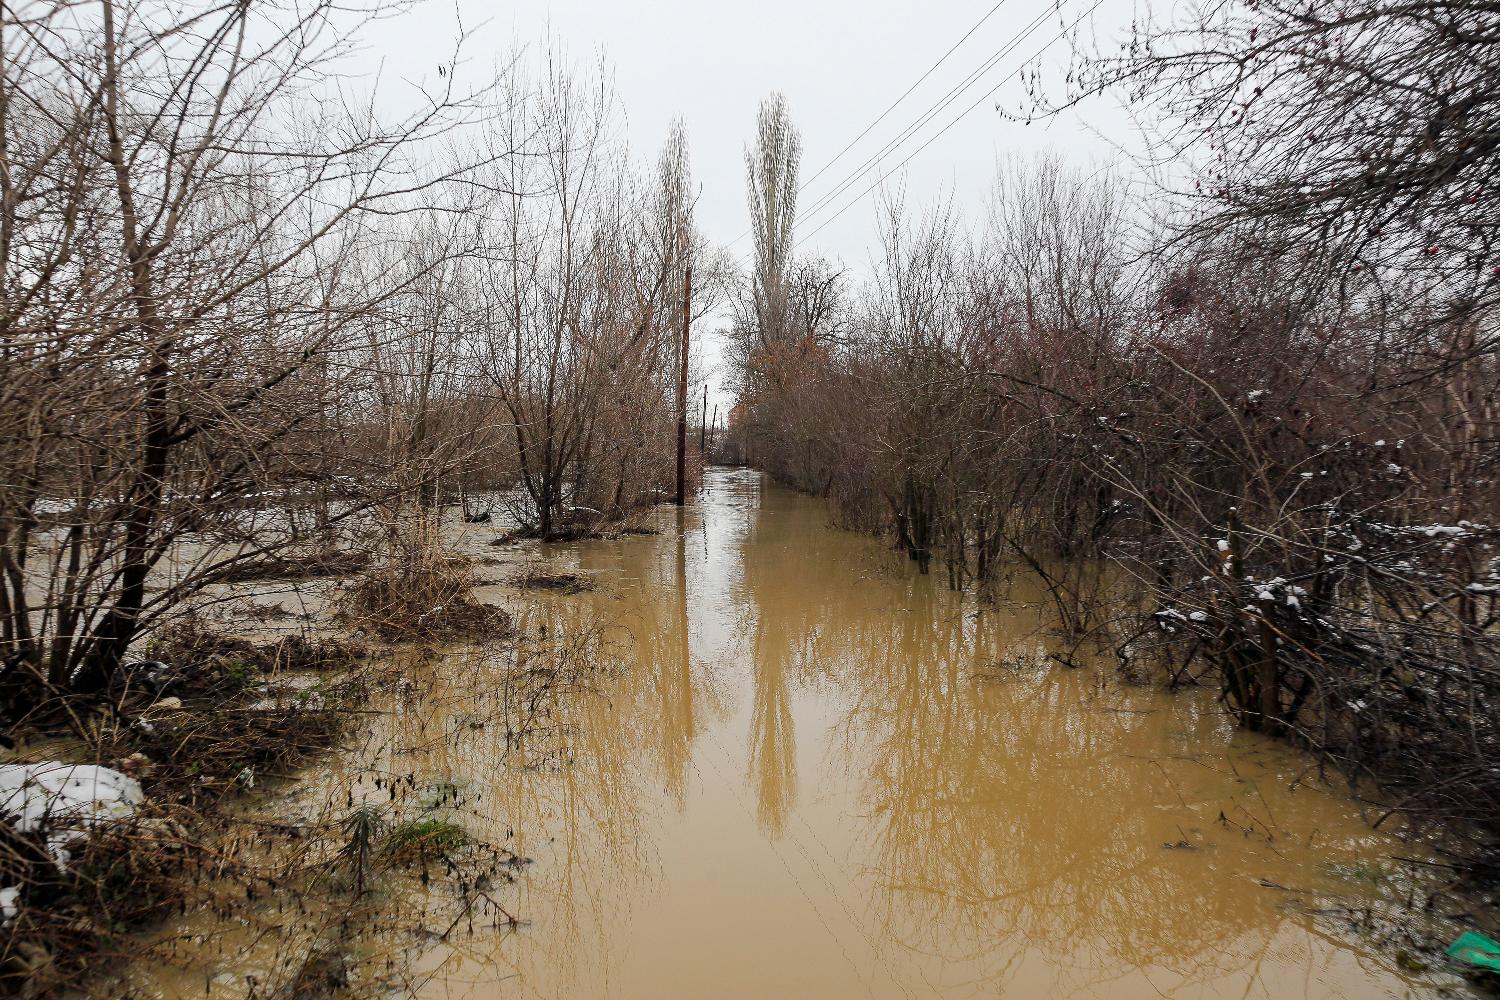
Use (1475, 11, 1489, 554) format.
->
(216, 547, 371, 584)
(2, 628, 377, 997)
(337, 511, 511, 642)
(244, 601, 296, 622)
(105, 624, 371, 711)
(338, 559, 510, 641)
(1, 805, 198, 996)
(508, 567, 594, 594)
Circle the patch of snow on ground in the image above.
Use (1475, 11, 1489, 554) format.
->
(0, 763, 144, 868)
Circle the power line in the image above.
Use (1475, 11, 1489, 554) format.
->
(729, 1, 1016, 250)
(794, 0, 1068, 236)
(800, 0, 1013, 192)
(793, 0, 1103, 252)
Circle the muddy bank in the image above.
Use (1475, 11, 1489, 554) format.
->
(0, 628, 371, 997)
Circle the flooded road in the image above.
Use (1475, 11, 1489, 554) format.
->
(394, 468, 1451, 999)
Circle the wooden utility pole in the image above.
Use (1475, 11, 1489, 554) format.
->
(709, 404, 718, 453)
(675, 266, 692, 505)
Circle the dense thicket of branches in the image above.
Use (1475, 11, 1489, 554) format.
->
(5, 0, 1498, 867)
(0, 2, 721, 720)
(728, 2, 1500, 853)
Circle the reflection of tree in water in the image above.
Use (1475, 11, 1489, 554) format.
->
(747, 622, 796, 834)
(373, 515, 731, 995)
(735, 485, 871, 835)
(737, 506, 1403, 994)
(367, 477, 1417, 998)
(863, 676, 1282, 991)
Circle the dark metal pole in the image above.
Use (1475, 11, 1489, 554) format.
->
(699, 387, 708, 458)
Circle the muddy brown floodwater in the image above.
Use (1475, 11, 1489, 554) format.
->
(398, 468, 1470, 999)
(141, 467, 1475, 999)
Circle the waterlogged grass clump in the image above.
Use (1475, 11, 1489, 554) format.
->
(327, 509, 512, 641)
(383, 818, 471, 863)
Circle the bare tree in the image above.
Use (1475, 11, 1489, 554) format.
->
(745, 92, 801, 351)
(0, 0, 490, 708)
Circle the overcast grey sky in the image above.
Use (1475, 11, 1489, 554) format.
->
(359, 0, 1144, 401)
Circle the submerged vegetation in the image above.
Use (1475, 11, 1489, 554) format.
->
(723, 1, 1500, 878)
(0, 0, 710, 989)
(2, 631, 367, 993)
(1, 0, 1498, 995)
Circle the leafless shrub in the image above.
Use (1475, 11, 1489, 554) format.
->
(336, 510, 509, 642)
(729, 91, 1500, 860)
